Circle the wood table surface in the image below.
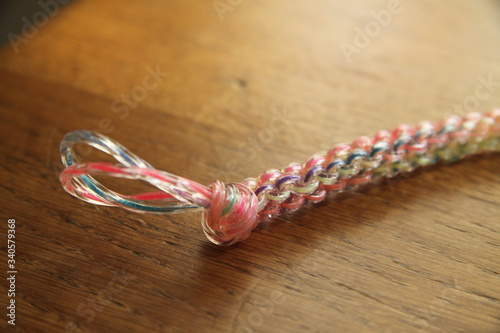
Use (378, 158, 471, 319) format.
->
(1, 0, 499, 332)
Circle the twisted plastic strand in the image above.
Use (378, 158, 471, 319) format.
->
(60, 110, 500, 245)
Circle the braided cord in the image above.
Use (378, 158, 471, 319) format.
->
(59, 110, 500, 245)
(244, 110, 500, 222)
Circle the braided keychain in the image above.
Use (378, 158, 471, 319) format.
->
(60, 110, 500, 245)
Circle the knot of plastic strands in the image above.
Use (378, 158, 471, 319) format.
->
(202, 180, 259, 246)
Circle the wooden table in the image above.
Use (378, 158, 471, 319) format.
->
(1, 0, 499, 332)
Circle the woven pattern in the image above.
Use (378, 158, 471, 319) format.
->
(243, 111, 500, 222)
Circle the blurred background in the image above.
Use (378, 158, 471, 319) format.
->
(1, 1, 499, 332)
(0, 0, 73, 46)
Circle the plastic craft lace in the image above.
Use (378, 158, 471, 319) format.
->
(60, 110, 500, 245)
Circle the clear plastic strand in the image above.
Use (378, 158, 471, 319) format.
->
(60, 110, 500, 245)
(60, 130, 212, 213)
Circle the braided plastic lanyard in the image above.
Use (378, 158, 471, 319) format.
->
(60, 110, 500, 245)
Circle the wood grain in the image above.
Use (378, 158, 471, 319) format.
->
(1, 0, 499, 332)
